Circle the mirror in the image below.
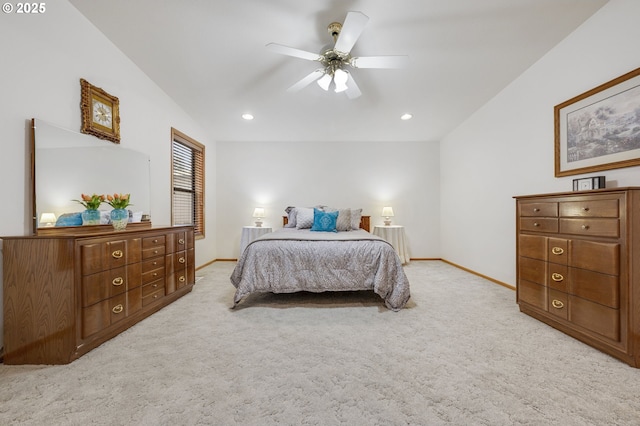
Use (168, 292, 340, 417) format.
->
(32, 118, 151, 233)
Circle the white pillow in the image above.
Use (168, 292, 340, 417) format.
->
(295, 207, 314, 229)
(325, 207, 352, 232)
(351, 208, 363, 230)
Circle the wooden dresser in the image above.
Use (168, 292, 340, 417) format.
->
(2, 225, 195, 365)
(515, 188, 640, 367)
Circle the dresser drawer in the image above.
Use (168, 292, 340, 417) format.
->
(547, 238, 568, 265)
(173, 251, 188, 269)
(548, 290, 568, 320)
(167, 231, 188, 253)
(142, 256, 165, 272)
(570, 240, 619, 275)
(518, 234, 546, 260)
(548, 264, 567, 292)
(559, 218, 619, 238)
(142, 267, 164, 285)
(519, 202, 558, 217)
(142, 279, 164, 298)
(518, 279, 547, 310)
(142, 286, 165, 307)
(570, 296, 619, 341)
(570, 268, 619, 308)
(82, 267, 126, 307)
(143, 235, 165, 249)
(82, 292, 127, 338)
(520, 218, 558, 233)
(518, 257, 546, 286)
(559, 199, 619, 218)
(142, 246, 165, 260)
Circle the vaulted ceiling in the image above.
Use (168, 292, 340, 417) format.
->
(69, 0, 608, 142)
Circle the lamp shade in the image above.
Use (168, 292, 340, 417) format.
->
(253, 208, 264, 218)
(317, 73, 332, 91)
(333, 69, 348, 93)
(381, 207, 394, 217)
(40, 212, 57, 226)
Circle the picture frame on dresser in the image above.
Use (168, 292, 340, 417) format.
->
(554, 66, 640, 177)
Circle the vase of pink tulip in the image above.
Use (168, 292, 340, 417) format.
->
(106, 193, 131, 230)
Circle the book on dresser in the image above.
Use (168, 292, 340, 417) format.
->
(514, 187, 640, 368)
(2, 225, 195, 365)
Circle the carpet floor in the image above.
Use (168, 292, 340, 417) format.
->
(1, 260, 639, 425)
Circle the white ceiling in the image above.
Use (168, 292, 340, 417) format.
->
(69, 0, 608, 143)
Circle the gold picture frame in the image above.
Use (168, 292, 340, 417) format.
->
(554, 67, 640, 177)
(80, 78, 120, 143)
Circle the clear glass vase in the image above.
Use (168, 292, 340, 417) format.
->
(110, 208, 129, 230)
(81, 209, 101, 226)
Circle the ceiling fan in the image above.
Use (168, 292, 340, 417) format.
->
(266, 11, 408, 99)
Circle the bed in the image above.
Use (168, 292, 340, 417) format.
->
(230, 207, 410, 311)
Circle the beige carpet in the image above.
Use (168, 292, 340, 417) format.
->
(1, 260, 639, 425)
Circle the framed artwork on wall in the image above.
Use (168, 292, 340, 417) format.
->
(554, 67, 640, 177)
(80, 78, 121, 143)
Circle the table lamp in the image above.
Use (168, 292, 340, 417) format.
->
(40, 212, 57, 227)
(253, 207, 265, 227)
(382, 206, 394, 226)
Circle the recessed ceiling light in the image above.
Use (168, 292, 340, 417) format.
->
(241, 113, 254, 120)
(400, 113, 413, 120)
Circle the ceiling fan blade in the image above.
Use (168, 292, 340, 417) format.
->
(345, 73, 362, 100)
(266, 43, 321, 61)
(287, 69, 325, 92)
(334, 11, 369, 54)
(351, 55, 409, 69)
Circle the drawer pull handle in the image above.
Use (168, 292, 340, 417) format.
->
(154, 250, 159, 254)
(153, 239, 158, 243)
(154, 294, 159, 299)
(582, 207, 589, 211)
(153, 261, 157, 266)
(551, 247, 564, 255)
(153, 272, 158, 277)
(533, 222, 540, 227)
(112, 304, 124, 314)
(112, 277, 124, 286)
(179, 276, 186, 283)
(153, 283, 158, 288)
(581, 224, 589, 230)
(112, 250, 123, 259)
(179, 257, 186, 264)
(551, 299, 564, 309)
(551, 273, 564, 282)
(179, 238, 185, 245)
(533, 208, 540, 212)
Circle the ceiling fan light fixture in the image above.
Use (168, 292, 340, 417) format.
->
(317, 73, 332, 91)
(241, 113, 254, 120)
(333, 69, 349, 93)
(400, 113, 413, 120)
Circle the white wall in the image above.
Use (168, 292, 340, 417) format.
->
(440, 0, 640, 286)
(0, 1, 217, 348)
(216, 141, 440, 259)
(0, 0, 217, 264)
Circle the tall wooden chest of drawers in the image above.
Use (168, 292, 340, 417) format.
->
(515, 188, 640, 367)
(2, 225, 195, 365)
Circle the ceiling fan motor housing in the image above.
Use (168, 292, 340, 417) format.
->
(327, 22, 342, 40)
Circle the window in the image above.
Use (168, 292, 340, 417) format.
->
(171, 128, 205, 238)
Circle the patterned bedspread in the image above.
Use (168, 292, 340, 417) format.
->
(230, 228, 410, 311)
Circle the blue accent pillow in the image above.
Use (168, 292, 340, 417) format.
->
(310, 208, 338, 232)
(55, 212, 83, 226)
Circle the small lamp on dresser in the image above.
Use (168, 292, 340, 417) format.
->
(253, 207, 265, 227)
(382, 206, 394, 226)
(39, 212, 57, 227)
